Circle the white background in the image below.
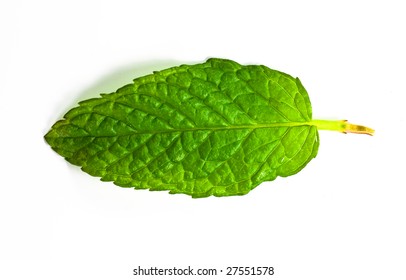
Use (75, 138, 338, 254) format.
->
(1, 0, 405, 279)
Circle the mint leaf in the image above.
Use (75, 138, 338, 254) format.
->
(44, 58, 373, 197)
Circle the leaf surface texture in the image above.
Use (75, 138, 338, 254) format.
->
(45, 58, 319, 197)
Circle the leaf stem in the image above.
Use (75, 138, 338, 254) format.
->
(310, 119, 374, 136)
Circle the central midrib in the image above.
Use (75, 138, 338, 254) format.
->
(55, 121, 315, 138)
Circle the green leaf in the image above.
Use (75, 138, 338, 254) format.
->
(45, 58, 373, 197)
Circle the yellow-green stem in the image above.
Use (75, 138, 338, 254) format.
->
(310, 120, 374, 136)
